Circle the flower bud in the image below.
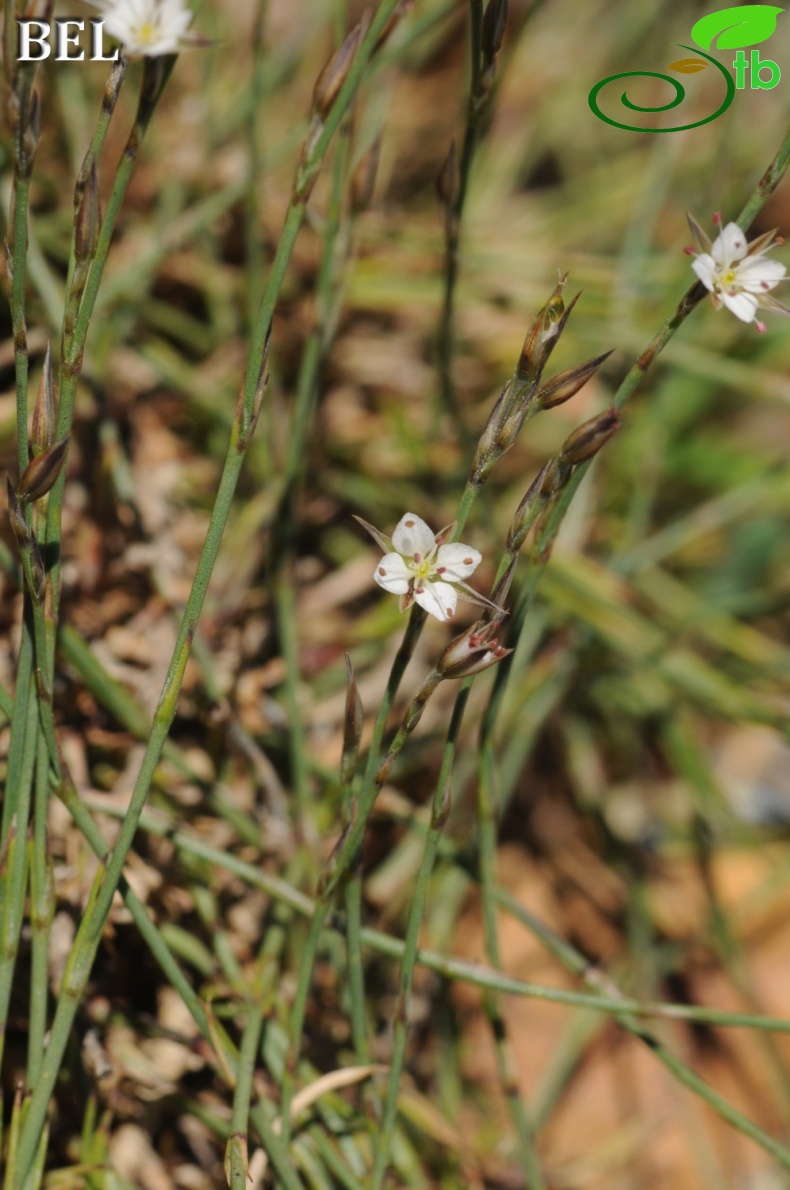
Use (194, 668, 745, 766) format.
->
(516, 277, 577, 384)
(536, 349, 612, 410)
(482, 0, 508, 64)
(559, 408, 620, 466)
(6, 478, 30, 547)
(75, 162, 100, 262)
(438, 618, 512, 680)
(351, 136, 381, 214)
(436, 140, 459, 209)
(17, 434, 69, 504)
(312, 23, 363, 120)
(29, 530, 47, 602)
(506, 459, 570, 551)
(31, 343, 55, 455)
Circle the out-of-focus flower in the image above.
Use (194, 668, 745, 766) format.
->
(686, 212, 790, 332)
(356, 512, 484, 622)
(85, 0, 195, 57)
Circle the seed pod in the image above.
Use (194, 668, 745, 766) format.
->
(17, 434, 69, 503)
(7, 478, 30, 547)
(560, 408, 620, 466)
(30, 343, 55, 455)
(312, 23, 363, 119)
(536, 349, 613, 410)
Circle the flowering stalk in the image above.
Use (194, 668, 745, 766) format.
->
(12, 2, 402, 1181)
(436, 0, 508, 433)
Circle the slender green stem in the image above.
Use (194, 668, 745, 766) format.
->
(26, 731, 52, 1086)
(13, 7, 400, 1180)
(496, 888, 790, 1175)
(436, 0, 483, 434)
(370, 684, 471, 1187)
(0, 682, 37, 1075)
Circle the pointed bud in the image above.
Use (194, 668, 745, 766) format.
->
(482, 0, 508, 63)
(351, 137, 381, 214)
(312, 23, 364, 120)
(438, 618, 512, 680)
(536, 350, 613, 410)
(7, 478, 30, 547)
(341, 654, 364, 787)
(29, 531, 46, 601)
(31, 343, 55, 455)
(517, 278, 579, 384)
(559, 408, 620, 466)
(75, 163, 100, 261)
(436, 140, 459, 209)
(17, 434, 69, 504)
(506, 459, 570, 551)
(21, 90, 41, 173)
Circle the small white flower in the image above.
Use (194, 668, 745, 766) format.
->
(356, 512, 485, 623)
(686, 212, 790, 333)
(85, 0, 195, 57)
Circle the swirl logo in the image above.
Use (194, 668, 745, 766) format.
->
(588, 5, 783, 133)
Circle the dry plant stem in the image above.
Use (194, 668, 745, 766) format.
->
(497, 889, 790, 1174)
(273, 116, 352, 821)
(436, 0, 483, 433)
(13, 5, 400, 1181)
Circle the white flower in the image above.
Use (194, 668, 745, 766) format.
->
(85, 0, 195, 57)
(686, 212, 790, 332)
(356, 512, 484, 623)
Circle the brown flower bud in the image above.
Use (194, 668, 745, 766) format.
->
(312, 23, 363, 120)
(506, 459, 570, 551)
(30, 343, 55, 455)
(17, 434, 69, 503)
(482, 0, 508, 63)
(351, 136, 381, 214)
(516, 277, 577, 384)
(436, 140, 459, 209)
(438, 618, 512, 680)
(536, 349, 613, 410)
(75, 162, 100, 261)
(7, 478, 30, 547)
(559, 408, 620, 466)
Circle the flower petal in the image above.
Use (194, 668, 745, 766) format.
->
(720, 290, 759, 322)
(712, 223, 748, 267)
(392, 513, 436, 558)
(374, 552, 412, 594)
(736, 258, 787, 290)
(413, 579, 457, 621)
(692, 256, 717, 292)
(434, 542, 482, 581)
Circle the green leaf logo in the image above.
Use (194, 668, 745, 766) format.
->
(667, 57, 709, 72)
(691, 4, 783, 51)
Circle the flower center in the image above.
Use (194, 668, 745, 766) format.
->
(138, 21, 158, 43)
(721, 267, 739, 287)
(414, 558, 433, 581)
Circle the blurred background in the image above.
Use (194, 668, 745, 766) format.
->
(3, 0, 790, 1185)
